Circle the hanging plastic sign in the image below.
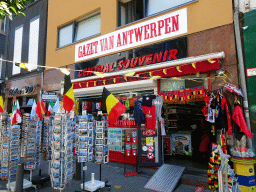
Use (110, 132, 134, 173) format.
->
(83, 166, 87, 171)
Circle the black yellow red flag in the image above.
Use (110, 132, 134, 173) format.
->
(63, 75, 75, 113)
(102, 87, 126, 126)
(0, 95, 4, 112)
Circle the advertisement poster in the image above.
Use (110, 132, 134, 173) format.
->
(171, 134, 192, 156)
(146, 137, 154, 146)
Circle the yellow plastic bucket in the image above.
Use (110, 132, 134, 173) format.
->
(231, 158, 256, 192)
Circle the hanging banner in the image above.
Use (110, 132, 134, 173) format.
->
(75, 8, 187, 62)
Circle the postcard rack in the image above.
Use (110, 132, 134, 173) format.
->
(50, 114, 74, 190)
(0, 113, 21, 191)
(23, 114, 42, 170)
(95, 121, 109, 164)
(43, 116, 54, 161)
(76, 116, 94, 163)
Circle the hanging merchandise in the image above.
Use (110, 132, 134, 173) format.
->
(95, 121, 109, 164)
(224, 83, 244, 98)
(159, 86, 206, 104)
(43, 116, 54, 161)
(134, 96, 145, 125)
(232, 104, 253, 140)
(142, 105, 156, 130)
(23, 113, 42, 169)
(50, 114, 74, 190)
(220, 95, 232, 135)
(208, 145, 221, 190)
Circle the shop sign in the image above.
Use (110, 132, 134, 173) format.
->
(75, 8, 187, 62)
(247, 68, 256, 77)
(9, 85, 39, 95)
(75, 36, 187, 79)
(113, 120, 136, 126)
(41, 91, 58, 102)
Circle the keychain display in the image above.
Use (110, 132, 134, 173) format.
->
(50, 114, 74, 190)
(43, 116, 54, 161)
(95, 121, 109, 164)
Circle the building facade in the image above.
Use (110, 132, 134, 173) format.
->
(46, 0, 243, 167)
(3, 0, 48, 113)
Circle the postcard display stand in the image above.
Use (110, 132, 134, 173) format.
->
(76, 116, 94, 163)
(0, 113, 21, 191)
(43, 116, 54, 161)
(50, 114, 74, 191)
(23, 114, 42, 171)
(80, 120, 109, 191)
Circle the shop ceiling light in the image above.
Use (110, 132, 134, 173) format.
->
(59, 68, 70, 75)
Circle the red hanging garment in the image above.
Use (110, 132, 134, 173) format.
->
(232, 105, 253, 140)
(221, 96, 232, 135)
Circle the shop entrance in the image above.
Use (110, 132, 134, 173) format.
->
(160, 73, 212, 171)
(163, 102, 209, 171)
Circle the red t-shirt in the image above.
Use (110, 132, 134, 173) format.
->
(142, 105, 156, 129)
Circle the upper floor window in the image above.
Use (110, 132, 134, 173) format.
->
(13, 25, 23, 75)
(118, 0, 197, 27)
(58, 12, 101, 48)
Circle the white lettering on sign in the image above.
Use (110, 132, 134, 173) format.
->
(247, 68, 256, 77)
(75, 8, 187, 62)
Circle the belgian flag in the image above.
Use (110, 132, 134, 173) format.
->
(63, 75, 75, 113)
(0, 95, 4, 112)
(102, 87, 126, 126)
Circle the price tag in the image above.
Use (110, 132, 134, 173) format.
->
(83, 166, 87, 171)
(98, 111, 102, 115)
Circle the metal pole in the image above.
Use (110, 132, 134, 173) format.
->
(30, 170, 32, 182)
(100, 164, 102, 181)
(233, 1, 253, 149)
(15, 158, 24, 192)
(83, 162, 85, 191)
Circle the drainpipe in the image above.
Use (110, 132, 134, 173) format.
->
(234, 0, 252, 149)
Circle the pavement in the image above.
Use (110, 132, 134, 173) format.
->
(0, 158, 210, 192)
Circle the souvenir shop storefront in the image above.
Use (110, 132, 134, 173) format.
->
(4, 74, 42, 114)
(70, 34, 238, 169)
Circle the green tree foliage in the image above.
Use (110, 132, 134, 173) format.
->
(0, 0, 32, 21)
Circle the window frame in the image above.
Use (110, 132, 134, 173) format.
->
(74, 12, 101, 43)
(28, 15, 40, 72)
(57, 22, 75, 48)
(12, 24, 24, 75)
(117, 0, 198, 28)
(57, 11, 101, 48)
